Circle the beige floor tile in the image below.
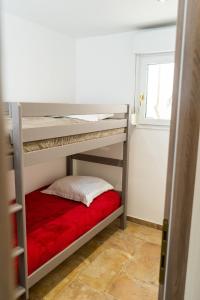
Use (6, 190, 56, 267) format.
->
(108, 273, 158, 300)
(29, 253, 88, 300)
(93, 220, 146, 256)
(76, 238, 105, 263)
(98, 230, 142, 256)
(94, 222, 120, 244)
(123, 240, 161, 286)
(125, 222, 162, 245)
(78, 248, 130, 291)
(55, 280, 116, 300)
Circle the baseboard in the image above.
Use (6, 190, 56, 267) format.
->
(127, 216, 163, 231)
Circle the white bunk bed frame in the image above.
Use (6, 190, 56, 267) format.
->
(7, 102, 130, 299)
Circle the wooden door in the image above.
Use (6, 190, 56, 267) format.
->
(159, 0, 200, 299)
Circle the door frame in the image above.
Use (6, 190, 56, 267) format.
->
(159, 0, 200, 299)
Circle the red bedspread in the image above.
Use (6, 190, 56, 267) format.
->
(22, 188, 121, 275)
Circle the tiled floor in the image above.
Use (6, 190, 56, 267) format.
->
(29, 221, 162, 300)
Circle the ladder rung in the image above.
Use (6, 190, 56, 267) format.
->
(9, 203, 22, 214)
(12, 246, 24, 258)
(15, 286, 26, 299)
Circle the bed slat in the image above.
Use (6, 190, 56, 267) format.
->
(9, 204, 22, 214)
(12, 247, 24, 258)
(15, 286, 26, 299)
(72, 154, 123, 167)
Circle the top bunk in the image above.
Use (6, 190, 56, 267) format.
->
(5, 102, 130, 169)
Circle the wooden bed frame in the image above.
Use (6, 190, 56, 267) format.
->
(7, 102, 130, 299)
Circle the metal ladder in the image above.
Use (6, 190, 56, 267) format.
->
(11, 103, 28, 299)
(9, 205, 27, 299)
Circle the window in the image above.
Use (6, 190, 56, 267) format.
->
(135, 52, 175, 126)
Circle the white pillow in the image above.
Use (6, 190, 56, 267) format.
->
(42, 176, 114, 207)
(66, 114, 114, 122)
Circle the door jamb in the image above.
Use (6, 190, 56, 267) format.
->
(159, 0, 200, 298)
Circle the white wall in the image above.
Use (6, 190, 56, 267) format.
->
(76, 32, 134, 104)
(1, 13, 76, 198)
(1, 13, 75, 102)
(184, 133, 200, 300)
(76, 27, 176, 224)
(2, 14, 176, 225)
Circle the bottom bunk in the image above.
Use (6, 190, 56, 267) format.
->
(14, 187, 122, 288)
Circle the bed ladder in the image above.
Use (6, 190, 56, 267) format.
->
(11, 103, 28, 299)
(0, 103, 14, 300)
(10, 206, 27, 299)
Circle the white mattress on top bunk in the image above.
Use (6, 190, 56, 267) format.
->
(6, 117, 125, 154)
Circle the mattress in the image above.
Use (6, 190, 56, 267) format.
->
(14, 188, 121, 275)
(7, 117, 125, 153)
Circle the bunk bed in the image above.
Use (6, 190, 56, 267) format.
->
(6, 102, 130, 299)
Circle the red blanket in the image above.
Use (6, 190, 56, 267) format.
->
(15, 188, 121, 275)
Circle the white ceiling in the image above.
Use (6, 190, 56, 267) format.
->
(2, 0, 178, 37)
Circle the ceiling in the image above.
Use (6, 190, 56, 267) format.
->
(2, 0, 178, 37)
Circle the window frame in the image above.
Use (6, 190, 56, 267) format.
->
(134, 52, 175, 126)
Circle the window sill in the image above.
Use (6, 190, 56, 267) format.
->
(130, 114, 170, 130)
(132, 123, 170, 131)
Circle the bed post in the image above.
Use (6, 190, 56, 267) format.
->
(67, 156, 73, 176)
(120, 104, 131, 230)
(11, 103, 29, 299)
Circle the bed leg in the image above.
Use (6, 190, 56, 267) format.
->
(67, 156, 73, 176)
(120, 105, 131, 230)
(120, 213, 127, 230)
(20, 290, 29, 300)
(26, 288, 30, 300)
